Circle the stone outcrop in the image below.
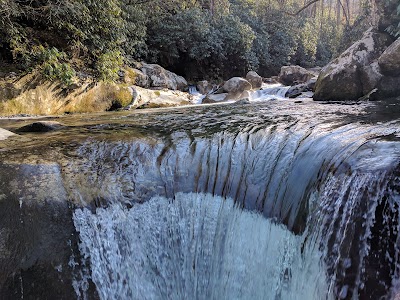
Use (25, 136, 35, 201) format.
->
(126, 86, 194, 109)
(246, 71, 263, 89)
(378, 37, 400, 76)
(0, 63, 194, 116)
(278, 66, 314, 86)
(141, 64, 188, 91)
(314, 28, 393, 101)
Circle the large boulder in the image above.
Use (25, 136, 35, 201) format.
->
(378, 37, 400, 76)
(223, 77, 252, 100)
(314, 28, 392, 101)
(141, 64, 188, 91)
(278, 66, 314, 86)
(246, 71, 263, 89)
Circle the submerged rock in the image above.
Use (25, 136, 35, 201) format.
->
(16, 121, 65, 132)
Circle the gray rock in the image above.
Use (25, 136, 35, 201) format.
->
(202, 93, 228, 104)
(378, 37, 400, 76)
(285, 78, 316, 98)
(132, 68, 150, 88)
(246, 71, 263, 89)
(278, 66, 314, 86)
(16, 121, 65, 133)
(222, 77, 252, 101)
(196, 80, 214, 95)
(141, 64, 188, 91)
(314, 28, 392, 101)
(360, 62, 383, 95)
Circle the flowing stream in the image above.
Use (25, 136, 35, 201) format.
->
(0, 97, 400, 299)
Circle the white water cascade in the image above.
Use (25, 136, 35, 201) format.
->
(73, 193, 331, 300)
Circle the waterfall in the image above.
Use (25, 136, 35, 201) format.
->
(249, 84, 291, 101)
(188, 85, 205, 104)
(65, 105, 400, 299)
(1, 99, 399, 299)
(73, 193, 331, 300)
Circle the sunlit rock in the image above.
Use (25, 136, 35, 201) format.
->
(314, 28, 392, 101)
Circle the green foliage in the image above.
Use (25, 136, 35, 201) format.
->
(96, 51, 123, 82)
(0, 0, 396, 82)
(36, 47, 76, 86)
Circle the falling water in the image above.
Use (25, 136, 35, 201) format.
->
(73, 193, 331, 300)
(250, 84, 291, 101)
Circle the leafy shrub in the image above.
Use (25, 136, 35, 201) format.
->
(96, 51, 123, 82)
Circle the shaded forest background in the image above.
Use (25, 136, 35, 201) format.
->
(0, 0, 399, 83)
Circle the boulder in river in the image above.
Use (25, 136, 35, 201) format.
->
(16, 121, 65, 133)
(246, 71, 263, 89)
(223, 77, 252, 100)
(278, 66, 314, 86)
(378, 37, 400, 77)
(141, 64, 188, 91)
(314, 28, 392, 101)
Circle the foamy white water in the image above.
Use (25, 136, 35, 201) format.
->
(73, 193, 331, 300)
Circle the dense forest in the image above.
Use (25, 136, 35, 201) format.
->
(0, 0, 399, 83)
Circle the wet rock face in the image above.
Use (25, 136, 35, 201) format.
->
(314, 29, 392, 101)
(16, 121, 65, 133)
(0, 163, 81, 299)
